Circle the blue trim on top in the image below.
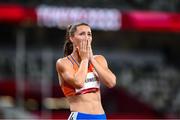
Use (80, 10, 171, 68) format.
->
(70, 54, 80, 67)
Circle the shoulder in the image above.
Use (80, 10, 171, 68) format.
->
(93, 55, 108, 67)
(93, 55, 107, 62)
(93, 55, 110, 69)
(56, 57, 66, 66)
(56, 57, 73, 72)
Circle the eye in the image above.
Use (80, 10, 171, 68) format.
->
(88, 32, 92, 36)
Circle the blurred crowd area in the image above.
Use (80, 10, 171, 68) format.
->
(1, 0, 180, 119)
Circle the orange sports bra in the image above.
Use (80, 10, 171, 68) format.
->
(60, 55, 100, 97)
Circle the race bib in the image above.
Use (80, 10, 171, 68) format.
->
(75, 72, 100, 95)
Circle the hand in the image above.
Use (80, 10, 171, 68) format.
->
(88, 40, 93, 61)
(78, 39, 89, 60)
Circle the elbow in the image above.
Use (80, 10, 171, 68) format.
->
(71, 75, 85, 89)
(74, 81, 84, 89)
(75, 83, 84, 89)
(108, 81, 116, 88)
(107, 75, 116, 88)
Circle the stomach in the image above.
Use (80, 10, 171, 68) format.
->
(67, 90, 104, 114)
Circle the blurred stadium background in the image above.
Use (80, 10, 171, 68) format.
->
(0, 0, 180, 119)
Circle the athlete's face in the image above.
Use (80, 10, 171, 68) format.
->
(70, 25, 92, 49)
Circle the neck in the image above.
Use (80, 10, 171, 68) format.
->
(71, 48, 81, 64)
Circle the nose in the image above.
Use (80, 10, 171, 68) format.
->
(85, 33, 90, 40)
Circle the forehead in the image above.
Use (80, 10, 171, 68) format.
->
(76, 25, 91, 32)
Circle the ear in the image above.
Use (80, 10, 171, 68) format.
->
(69, 36, 74, 43)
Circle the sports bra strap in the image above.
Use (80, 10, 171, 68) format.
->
(67, 56, 74, 65)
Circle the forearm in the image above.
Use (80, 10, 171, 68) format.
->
(74, 59, 89, 88)
(90, 58, 116, 88)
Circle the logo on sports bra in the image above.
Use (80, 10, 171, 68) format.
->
(85, 76, 97, 82)
(75, 72, 100, 94)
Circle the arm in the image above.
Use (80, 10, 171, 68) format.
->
(90, 55, 116, 88)
(56, 58, 89, 89)
(56, 39, 90, 89)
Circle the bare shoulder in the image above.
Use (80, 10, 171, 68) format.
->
(93, 55, 107, 62)
(56, 57, 73, 72)
(56, 57, 66, 66)
(93, 55, 108, 68)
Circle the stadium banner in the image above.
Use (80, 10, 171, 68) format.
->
(36, 5, 121, 31)
(0, 4, 180, 32)
(122, 11, 180, 32)
(0, 4, 36, 24)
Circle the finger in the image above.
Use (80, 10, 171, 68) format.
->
(86, 39, 89, 51)
(84, 39, 87, 52)
(88, 40, 91, 50)
(82, 40, 85, 51)
(88, 41, 91, 52)
(80, 40, 83, 51)
(76, 46, 79, 52)
(76, 47, 80, 56)
(88, 42, 91, 52)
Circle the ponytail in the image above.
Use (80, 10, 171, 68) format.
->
(63, 24, 73, 57)
(64, 40, 73, 57)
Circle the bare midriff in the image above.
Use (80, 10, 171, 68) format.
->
(67, 91, 104, 114)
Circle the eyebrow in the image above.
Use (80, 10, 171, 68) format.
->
(78, 31, 91, 34)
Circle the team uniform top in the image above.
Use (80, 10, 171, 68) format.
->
(60, 55, 100, 96)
